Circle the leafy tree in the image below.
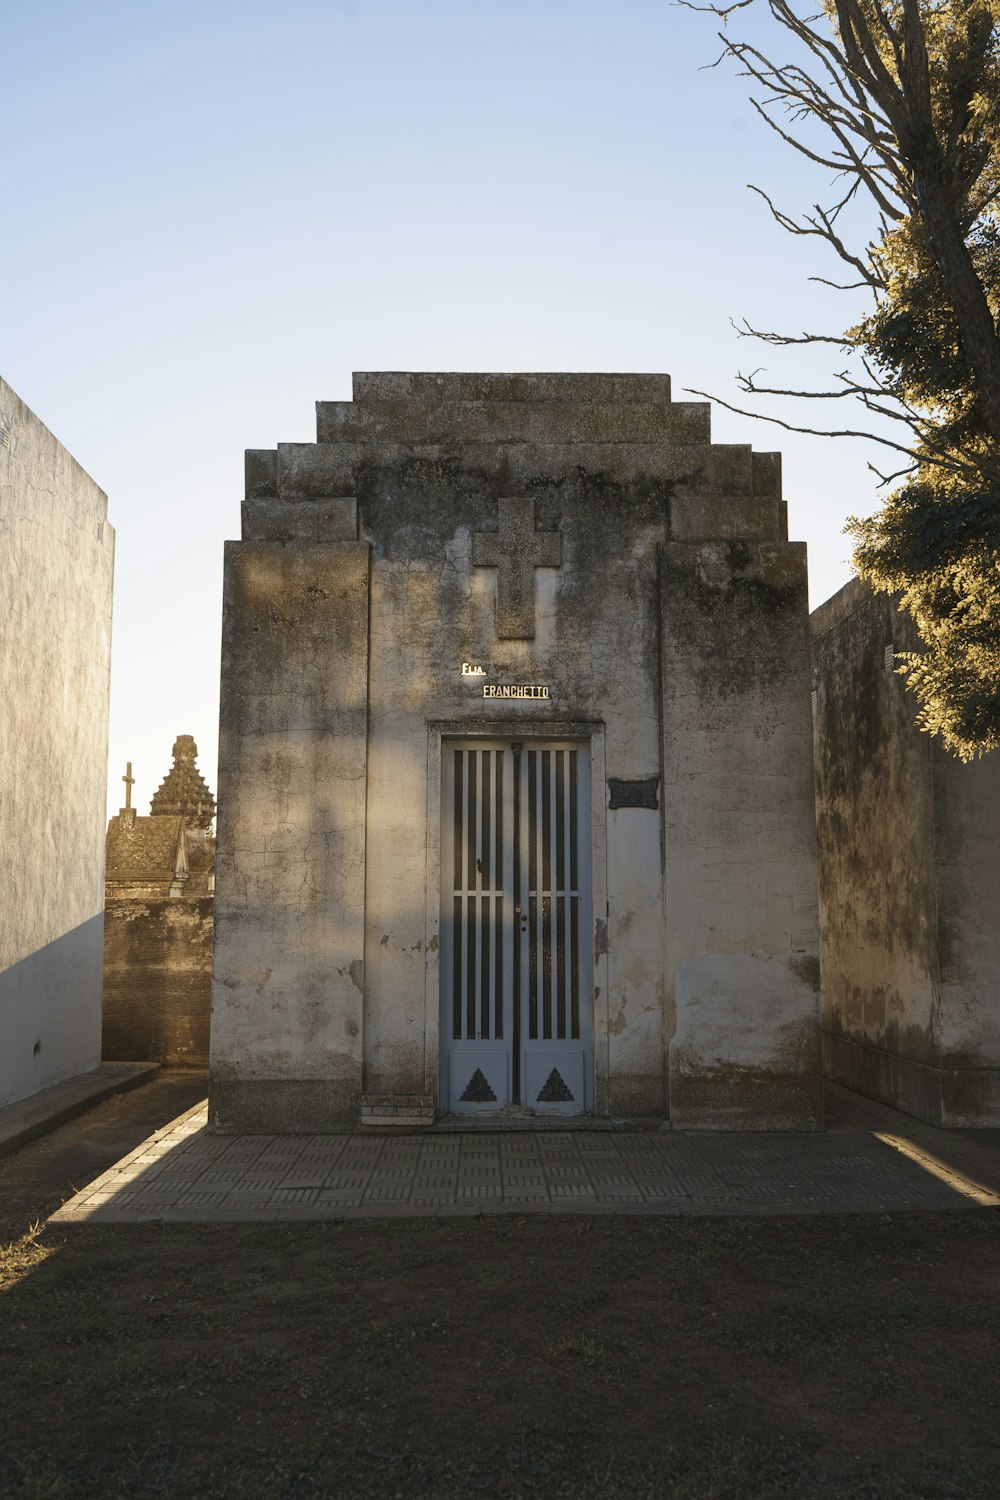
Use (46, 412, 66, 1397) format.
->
(685, 0, 1000, 758)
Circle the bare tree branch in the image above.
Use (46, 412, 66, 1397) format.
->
(681, 385, 986, 476)
(867, 458, 918, 487)
(748, 185, 885, 286)
(731, 317, 853, 345)
(678, 0, 1000, 479)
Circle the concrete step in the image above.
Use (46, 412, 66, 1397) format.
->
(257, 439, 758, 502)
(0, 1062, 160, 1160)
(351, 371, 673, 404)
(316, 399, 709, 447)
(241, 491, 783, 545)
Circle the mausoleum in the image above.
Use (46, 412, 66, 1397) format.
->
(102, 736, 216, 1067)
(210, 372, 822, 1132)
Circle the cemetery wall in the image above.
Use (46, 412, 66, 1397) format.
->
(102, 898, 213, 1065)
(812, 580, 1000, 1125)
(0, 378, 113, 1106)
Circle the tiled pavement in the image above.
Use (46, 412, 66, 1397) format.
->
(50, 1085, 1000, 1224)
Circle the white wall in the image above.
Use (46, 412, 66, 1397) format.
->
(0, 378, 114, 1106)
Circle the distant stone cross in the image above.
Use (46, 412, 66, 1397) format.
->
(122, 762, 135, 810)
(471, 496, 562, 640)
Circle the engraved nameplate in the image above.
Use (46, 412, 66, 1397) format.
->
(608, 776, 659, 810)
(482, 684, 550, 700)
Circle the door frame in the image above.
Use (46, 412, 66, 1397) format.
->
(424, 719, 610, 1117)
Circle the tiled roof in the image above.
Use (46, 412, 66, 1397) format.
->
(106, 815, 185, 879)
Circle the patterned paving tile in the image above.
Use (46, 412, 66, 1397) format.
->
(47, 1092, 1000, 1225)
(363, 1184, 411, 1202)
(220, 1173, 287, 1189)
(275, 1168, 329, 1187)
(195, 1164, 260, 1184)
(256, 1138, 311, 1156)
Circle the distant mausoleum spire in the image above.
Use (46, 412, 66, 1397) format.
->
(150, 735, 216, 829)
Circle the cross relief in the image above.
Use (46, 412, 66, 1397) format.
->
(471, 496, 562, 640)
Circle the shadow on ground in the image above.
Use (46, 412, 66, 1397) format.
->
(0, 1069, 208, 1241)
(2, 1073, 999, 1499)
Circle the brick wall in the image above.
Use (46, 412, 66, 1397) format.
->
(102, 898, 213, 1065)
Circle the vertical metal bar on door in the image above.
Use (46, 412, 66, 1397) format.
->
(514, 744, 527, 1099)
(476, 747, 485, 1038)
(485, 751, 494, 1042)
(455, 751, 464, 1041)
(534, 748, 543, 1042)
(560, 750, 566, 1044)
(501, 750, 514, 1051)
(550, 748, 559, 1044)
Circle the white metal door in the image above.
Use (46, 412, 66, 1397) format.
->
(441, 741, 592, 1115)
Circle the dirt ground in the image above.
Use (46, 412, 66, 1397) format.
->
(1, 1078, 999, 1500)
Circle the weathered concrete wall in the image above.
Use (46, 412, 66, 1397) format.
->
(811, 580, 1000, 1125)
(102, 898, 213, 1064)
(934, 748, 1000, 1123)
(0, 378, 114, 1107)
(663, 541, 822, 1129)
(209, 542, 371, 1131)
(216, 372, 821, 1129)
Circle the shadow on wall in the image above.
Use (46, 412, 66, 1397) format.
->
(0, 915, 104, 1108)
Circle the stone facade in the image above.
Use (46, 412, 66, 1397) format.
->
(0, 379, 114, 1108)
(812, 580, 1000, 1126)
(211, 372, 821, 1132)
(102, 897, 214, 1065)
(102, 738, 215, 1066)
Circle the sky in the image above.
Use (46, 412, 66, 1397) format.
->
(2, 0, 893, 818)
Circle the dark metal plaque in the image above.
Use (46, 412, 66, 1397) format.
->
(608, 776, 659, 810)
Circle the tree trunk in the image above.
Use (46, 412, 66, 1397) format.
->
(911, 148, 1000, 445)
